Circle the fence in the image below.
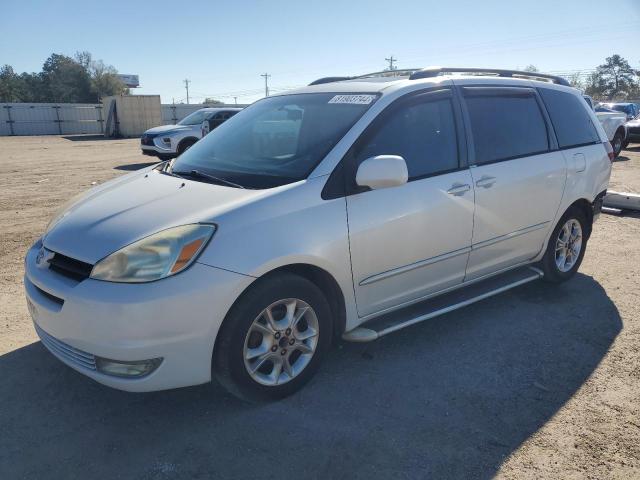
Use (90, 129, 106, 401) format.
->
(0, 102, 247, 136)
(0, 103, 104, 136)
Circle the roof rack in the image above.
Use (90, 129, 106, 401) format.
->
(308, 69, 419, 86)
(408, 67, 571, 86)
(308, 67, 571, 87)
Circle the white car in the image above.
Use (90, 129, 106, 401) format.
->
(141, 107, 242, 159)
(583, 96, 628, 156)
(26, 67, 612, 401)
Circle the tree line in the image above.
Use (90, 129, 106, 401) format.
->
(0, 51, 127, 103)
(523, 55, 639, 101)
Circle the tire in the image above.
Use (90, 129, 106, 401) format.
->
(540, 207, 589, 283)
(213, 272, 332, 402)
(622, 140, 630, 150)
(177, 139, 196, 156)
(612, 131, 624, 157)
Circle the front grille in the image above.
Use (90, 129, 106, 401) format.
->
(48, 252, 93, 282)
(35, 324, 97, 371)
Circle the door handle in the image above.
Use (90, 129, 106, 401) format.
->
(475, 176, 496, 188)
(447, 183, 471, 196)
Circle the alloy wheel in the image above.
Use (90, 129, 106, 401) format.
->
(243, 298, 319, 386)
(555, 219, 583, 272)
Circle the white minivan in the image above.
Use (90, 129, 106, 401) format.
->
(25, 68, 612, 401)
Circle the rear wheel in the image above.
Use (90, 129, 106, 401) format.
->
(540, 207, 588, 283)
(214, 273, 332, 402)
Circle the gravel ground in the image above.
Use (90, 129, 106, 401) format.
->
(0, 136, 639, 479)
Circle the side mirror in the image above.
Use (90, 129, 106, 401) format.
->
(355, 155, 408, 190)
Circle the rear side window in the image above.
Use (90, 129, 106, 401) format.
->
(539, 88, 600, 148)
(355, 97, 459, 179)
(464, 93, 549, 164)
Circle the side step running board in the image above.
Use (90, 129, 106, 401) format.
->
(343, 266, 543, 343)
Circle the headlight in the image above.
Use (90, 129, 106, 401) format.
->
(90, 224, 215, 283)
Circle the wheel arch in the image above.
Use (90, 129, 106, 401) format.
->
(564, 198, 594, 239)
(177, 136, 198, 153)
(213, 263, 347, 357)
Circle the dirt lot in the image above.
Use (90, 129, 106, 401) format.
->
(1, 135, 639, 479)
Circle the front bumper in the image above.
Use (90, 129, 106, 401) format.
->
(24, 241, 254, 392)
(141, 144, 175, 158)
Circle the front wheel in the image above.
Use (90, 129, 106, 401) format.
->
(214, 273, 332, 402)
(612, 131, 624, 157)
(540, 207, 588, 283)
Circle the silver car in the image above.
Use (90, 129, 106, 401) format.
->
(26, 68, 612, 401)
(140, 107, 242, 159)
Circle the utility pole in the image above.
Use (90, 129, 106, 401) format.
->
(385, 55, 397, 71)
(183, 79, 191, 104)
(260, 73, 271, 97)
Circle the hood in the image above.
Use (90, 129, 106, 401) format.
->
(144, 124, 195, 135)
(44, 169, 269, 264)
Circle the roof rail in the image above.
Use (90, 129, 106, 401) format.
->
(308, 76, 354, 86)
(308, 69, 419, 86)
(408, 67, 571, 86)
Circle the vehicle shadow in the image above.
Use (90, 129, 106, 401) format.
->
(62, 135, 114, 142)
(0, 273, 620, 479)
(114, 162, 158, 171)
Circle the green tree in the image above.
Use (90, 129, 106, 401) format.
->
(42, 53, 93, 102)
(0, 65, 24, 102)
(89, 60, 128, 99)
(203, 97, 224, 105)
(74, 51, 127, 99)
(593, 54, 639, 100)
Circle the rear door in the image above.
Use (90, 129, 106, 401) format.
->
(345, 89, 475, 317)
(460, 86, 566, 280)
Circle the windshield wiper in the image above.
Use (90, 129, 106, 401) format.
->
(173, 169, 246, 189)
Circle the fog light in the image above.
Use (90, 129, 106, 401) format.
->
(95, 357, 162, 378)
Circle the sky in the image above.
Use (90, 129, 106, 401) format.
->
(2, 0, 639, 104)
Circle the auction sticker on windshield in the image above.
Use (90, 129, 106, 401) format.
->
(328, 94, 376, 104)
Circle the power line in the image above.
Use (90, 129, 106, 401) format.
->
(385, 55, 397, 71)
(183, 79, 191, 104)
(260, 73, 271, 97)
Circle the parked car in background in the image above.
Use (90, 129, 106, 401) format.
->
(201, 110, 241, 137)
(599, 102, 639, 121)
(584, 96, 628, 156)
(626, 115, 640, 145)
(26, 67, 612, 401)
(141, 107, 243, 159)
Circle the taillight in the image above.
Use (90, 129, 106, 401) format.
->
(604, 141, 615, 162)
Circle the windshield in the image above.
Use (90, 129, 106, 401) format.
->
(178, 110, 212, 126)
(172, 93, 377, 189)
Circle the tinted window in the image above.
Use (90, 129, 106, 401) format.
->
(356, 97, 458, 179)
(539, 88, 600, 148)
(465, 93, 549, 164)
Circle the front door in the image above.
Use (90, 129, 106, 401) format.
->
(346, 89, 475, 317)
